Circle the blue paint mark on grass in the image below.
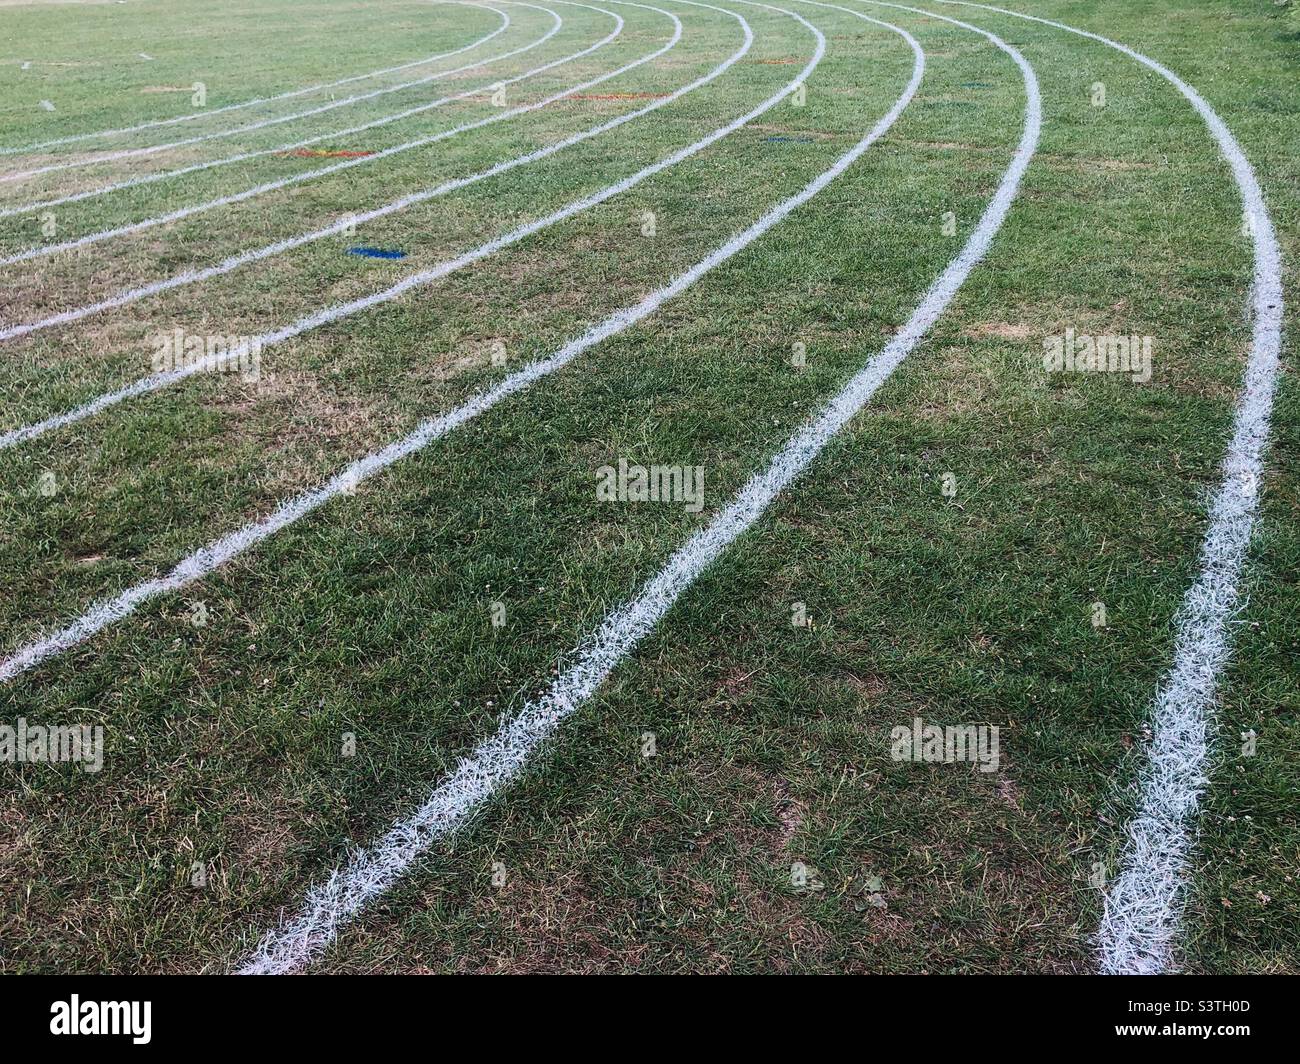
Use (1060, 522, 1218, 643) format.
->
(763, 135, 814, 144)
(348, 247, 407, 260)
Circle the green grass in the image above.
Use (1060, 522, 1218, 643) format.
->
(0, 0, 1295, 974)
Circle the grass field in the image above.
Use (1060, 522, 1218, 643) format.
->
(0, 0, 1295, 975)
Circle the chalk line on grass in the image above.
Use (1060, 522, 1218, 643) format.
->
(236, 0, 1038, 976)
(0, 3, 565, 183)
(0, 0, 691, 318)
(0, 0, 829, 673)
(931, 0, 1284, 977)
(0, 3, 783, 448)
(0, 0, 660, 262)
(0, 2, 512, 158)
(0, 0, 633, 228)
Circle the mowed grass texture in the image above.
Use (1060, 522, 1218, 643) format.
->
(0, 0, 1295, 974)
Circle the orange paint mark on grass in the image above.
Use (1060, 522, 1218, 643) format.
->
(276, 148, 375, 158)
(569, 91, 668, 101)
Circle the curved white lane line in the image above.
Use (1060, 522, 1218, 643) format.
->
(0, 2, 667, 324)
(934, 0, 1284, 977)
(0, 0, 634, 262)
(237, 0, 1038, 977)
(0, 4, 830, 677)
(0, 1, 621, 227)
(0, 2, 773, 449)
(0, 2, 512, 158)
(0, 3, 566, 184)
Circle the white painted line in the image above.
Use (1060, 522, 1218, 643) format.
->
(0, 0, 627, 228)
(0, 0, 641, 262)
(0, 2, 775, 447)
(932, 0, 1284, 976)
(0, 2, 512, 158)
(237, 0, 1039, 976)
(0, 2, 686, 329)
(0, 0, 828, 673)
(0, 3, 565, 183)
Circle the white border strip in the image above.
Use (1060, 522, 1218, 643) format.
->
(0, 1, 771, 449)
(0, 2, 511, 158)
(933, 0, 1283, 976)
(237, 0, 1038, 976)
(0, 3, 565, 183)
(0, 0, 624, 229)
